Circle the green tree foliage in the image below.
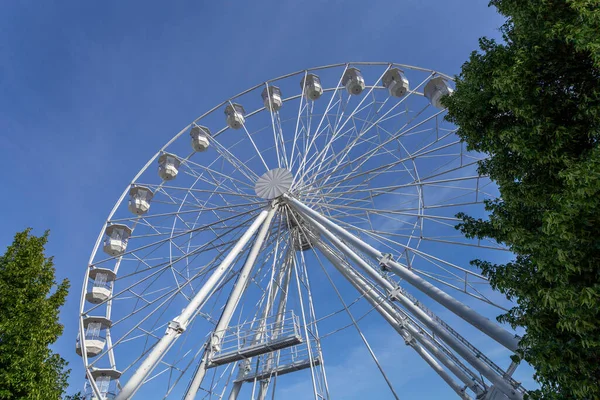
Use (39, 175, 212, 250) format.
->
(0, 229, 71, 400)
(444, 1, 600, 398)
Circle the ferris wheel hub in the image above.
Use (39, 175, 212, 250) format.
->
(254, 168, 293, 199)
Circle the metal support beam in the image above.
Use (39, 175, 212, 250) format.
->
(115, 209, 271, 400)
(228, 251, 293, 400)
(285, 195, 520, 353)
(409, 339, 472, 400)
(184, 206, 277, 400)
(297, 208, 522, 399)
(315, 241, 475, 400)
(256, 259, 293, 400)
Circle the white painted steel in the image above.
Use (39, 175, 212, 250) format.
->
(183, 206, 276, 400)
(315, 240, 484, 398)
(115, 209, 269, 400)
(285, 195, 520, 352)
(301, 211, 522, 399)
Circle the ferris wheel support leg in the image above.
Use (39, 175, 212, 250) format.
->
(315, 241, 475, 400)
(411, 342, 472, 400)
(115, 209, 271, 400)
(256, 259, 294, 400)
(229, 250, 294, 400)
(284, 195, 520, 353)
(183, 206, 277, 400)
(304, 214, 522, 399)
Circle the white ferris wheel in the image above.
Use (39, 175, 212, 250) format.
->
(78, 62, 528, 400)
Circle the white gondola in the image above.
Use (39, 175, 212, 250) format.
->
(342, 67, 365, 95)
(158, 153, 181, 181)
(225, 103, 246, 130)
(300, 73, 323, 100)
(383, 68, 410, 98)
(102, 224, 131, 256)
(423, 76, 453, 109)
(84, 368, 121, 400)
(85, 268, 116, 304)
(261, 86, 283, 112)
(128, 185, 153, 215)
(190, 125, 211, 152)
(76, 316, 111, 357)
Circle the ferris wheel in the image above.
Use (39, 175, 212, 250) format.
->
(78, 62, 528, 400)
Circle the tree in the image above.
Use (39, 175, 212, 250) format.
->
(0, 229, 71, 400)
(444, 1, 600, 398)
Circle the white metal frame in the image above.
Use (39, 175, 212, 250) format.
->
(78, 62, 526, 400)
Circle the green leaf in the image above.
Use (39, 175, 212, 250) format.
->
(445, 1, 600, 398)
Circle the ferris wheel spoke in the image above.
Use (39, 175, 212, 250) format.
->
(185, 171, 254, 208)
(316, 165, 416, 206)
(314, 132, 459, 197)
(182, 152, 257, 193)
(181, 162, 256, 199)
(298, 65, 393, 186)
(317, 204, 463, 225)
(274, 113, 289, 170)
(317, 110, 451, 194)
(300, 66, 390, 180)
(311, 206, 372, 226)
(228, 103, 271, 173)
(95, 228, 259, 317)
(334, 216, 506, 250)
(209, 135, 261, 182)
(298, 123, 382, 189)
(302, 74, 435, 188)
(140, 185, 257, 201)
(94, 205, 263, 269)
(288, 77, 309, 171)
(264, 84, 288, 169)
(288, 256, 322, 400)
(293, 65, 348, 184)
(300, 160, 483, 205)
(296, 102, 316, 173)
(90, 231, 250, 319)
(313, 181, 488, 218)
(308, 138, 455, 204)
(89, 282, 191, 369)
(295, 109, 340, 185)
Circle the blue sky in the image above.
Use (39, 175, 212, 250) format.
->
(0, 1, 536, 398)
